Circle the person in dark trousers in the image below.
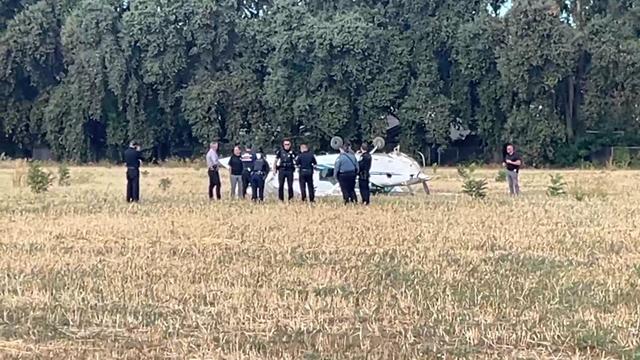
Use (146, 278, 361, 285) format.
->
(206, 141, 221, 200)
(124, 141, 144, 203)
(503, 143, 522, 196)
(273, 139, 296, 202)
(251, 151, 270, 202)
(296, 143, 317, 203)
(358, 143, 372, 205)
(334, 143, 359, 204)
(240, 145, 255, 198)
(229, 146, 244, 199)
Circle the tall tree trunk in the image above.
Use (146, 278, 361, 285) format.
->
(566, 76, 575, 140)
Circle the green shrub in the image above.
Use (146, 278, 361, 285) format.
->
(547, 174, 567, 197)
(27, 162, 54, 194)
(495, 169, 507, 183)
(458, 164, 487, 199)
(612, 148, 631, 169)
(431, 163, 438, 174)
(58, 164, 71, 186)
(158, 177, 172, 191)
(462, 178, 488, 199)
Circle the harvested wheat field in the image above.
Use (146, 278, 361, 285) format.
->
(1, 162, 639, 359)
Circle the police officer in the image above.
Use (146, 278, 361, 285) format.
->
(296, 143, 317, 203)
(240, 145, 255, 198)
(358, 143, 372, 205)
(251, 151, 271, 202)
(273, 138, 296, 202)
(124, 141, 144, 203)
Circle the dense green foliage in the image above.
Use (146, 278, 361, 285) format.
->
(1, 0, 639, 164)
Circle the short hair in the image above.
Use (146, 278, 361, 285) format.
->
(300, 143, 308, 148)
(361, 143, 369, 151)
(283, 138, 292, 145)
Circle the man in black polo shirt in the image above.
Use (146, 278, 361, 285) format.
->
(503, 143, 522, 196)
(296, 143, 317, 203)
(273, 138, 296, 202)
(124, 141, 144, 202)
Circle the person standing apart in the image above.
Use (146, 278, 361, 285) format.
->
(124, 141, 144, 203)
(273, 139, 296, 202)
(334, 143, 359, 204)
(240, 145, 255, 199)
(250, 152, 270, 202)
(358, 143, 372, 205)
(503, 143, 522, 196)
(296, 143, 317, 203)
(229, 146, 244, 199)
(206, 142, 221, 200)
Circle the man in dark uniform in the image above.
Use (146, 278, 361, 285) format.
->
(251, 151, 271, 202)
(273, 138, 296, 202)
(124, 141, 144, 202)
(240, 145, 255, 199)
(358, 143, 372, 205)
(295, 143, 317, 203)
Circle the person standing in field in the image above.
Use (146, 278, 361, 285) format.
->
(240, 145, 255, 199)
(334, 142, 359, 204)
(229, 145, 244, 199)
(250, 151, 270, 202)
(296, 143, 317, 203)
(124, 141, 144, 203)
(206, 142, 221, 200)
(503, 143, 522, 196)
(273, 138, 296, 202)
(358, 142, 372, 205)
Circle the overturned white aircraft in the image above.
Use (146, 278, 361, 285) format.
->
(219, 136, 430, 198)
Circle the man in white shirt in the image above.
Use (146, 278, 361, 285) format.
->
(206, 142, 221, 200)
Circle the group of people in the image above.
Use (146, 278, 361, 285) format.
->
(123, 139, 521, 204)
(204, 138, 373, 205)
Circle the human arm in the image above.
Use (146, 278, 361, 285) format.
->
(334, 157, 341, 179)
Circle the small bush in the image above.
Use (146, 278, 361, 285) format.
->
(462, 178, 488, 199)
(495, 169, 507, 183)
(58, 164, 71, 186)
(612, 148, 631, 169)
(141, 170, 149, 177)
(158, 177, 172, 191)
(27, 162, 54, 194)
(458, 164, 487, 199)
(547, 174, 567, 197)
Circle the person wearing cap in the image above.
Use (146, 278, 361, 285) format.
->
(240, 145, 255, 199)
(250, 151, 271, 202)
(334, 142, 359, 204)
(124, 141, 144, 202)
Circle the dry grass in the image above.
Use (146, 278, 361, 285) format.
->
(1, 162, 639, 359)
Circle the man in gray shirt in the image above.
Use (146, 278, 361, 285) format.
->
(206, 142, 221, 200)
(334, 143, 359, 204)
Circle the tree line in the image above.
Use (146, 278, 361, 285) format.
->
(1, 0, 639, 165)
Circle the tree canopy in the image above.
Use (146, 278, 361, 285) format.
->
(1, 0, 639, 164)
